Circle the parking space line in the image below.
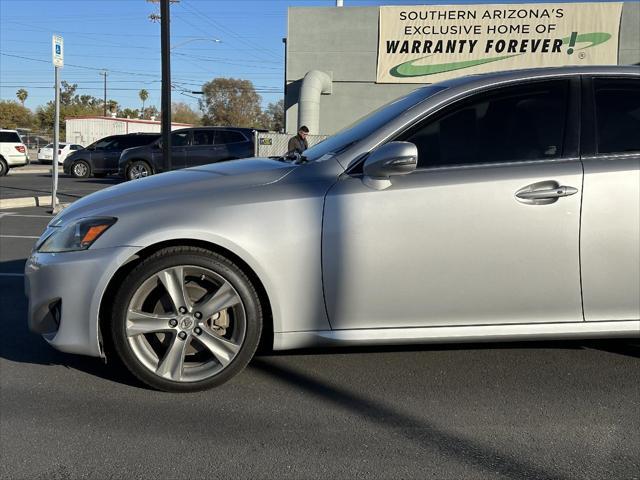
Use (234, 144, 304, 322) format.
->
(0, 235, 39, 239)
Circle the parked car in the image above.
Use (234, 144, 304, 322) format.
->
(118, 127, 256, 180)
(63, 133, 161, 178)
(0, 129, 29, 176)
(38, 142, 84, 164)
(26, 66, 640, 392)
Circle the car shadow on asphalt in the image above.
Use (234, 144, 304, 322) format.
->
(251, 356, 569, 480)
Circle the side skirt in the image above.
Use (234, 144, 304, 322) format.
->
(273, 320, 640, 351)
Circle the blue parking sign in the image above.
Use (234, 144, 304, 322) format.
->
(52, 35, 63, 67)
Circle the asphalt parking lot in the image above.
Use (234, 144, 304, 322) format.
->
(1, 176, 639, 480)
(0, 166, 121, 202)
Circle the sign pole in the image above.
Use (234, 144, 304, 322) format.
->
(52, 65, 60, 212)
(51, 35, 63, 213)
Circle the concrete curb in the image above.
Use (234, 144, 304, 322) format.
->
(9, 168, 53, 175)
(0, 196, 66, 210)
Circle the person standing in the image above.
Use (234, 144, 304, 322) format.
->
(287, 125, 309, 156)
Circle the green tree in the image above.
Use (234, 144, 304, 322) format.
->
(60, 81, 77, 106)
(199, 78, 263, 127)
(106, 100, 118, 114)
(16, 89, 28, 107)
(139, 89, 149, 118)
(172, 102, 201, 125)
(119, 107, 140, 119)
(35, 82, 103, 136)
(0, 100, 34, 129)
(262, 99, 284, 132)
(143, 105, 159, 120)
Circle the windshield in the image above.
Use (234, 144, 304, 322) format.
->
(302, 86, 447, 161)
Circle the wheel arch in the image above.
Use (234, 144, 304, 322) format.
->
(98, 238, 274, 358)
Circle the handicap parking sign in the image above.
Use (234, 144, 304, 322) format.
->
(52, 35, 64, 68)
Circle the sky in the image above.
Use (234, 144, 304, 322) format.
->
(0, 0, 633, 114)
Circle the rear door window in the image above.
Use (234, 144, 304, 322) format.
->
(192, 130, 215, 146)
(0, 132, 22, 143)
(171, 131, 191, 147)
(594, 78, 640, 154)
(215, 130, 246, 144)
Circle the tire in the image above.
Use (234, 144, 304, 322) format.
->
(71, 160, 90, 178)
(110, 246, 263, 392)
(0, 158, 7, 177)
(126, 160, 152, 181)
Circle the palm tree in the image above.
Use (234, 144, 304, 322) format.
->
(139, 89, 149, 119)
(16, 88, 28, 107)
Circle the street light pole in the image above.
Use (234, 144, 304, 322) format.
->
(160, 0, 171, 172)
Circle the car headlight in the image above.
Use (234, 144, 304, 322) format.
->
(38, 217, 117, 253)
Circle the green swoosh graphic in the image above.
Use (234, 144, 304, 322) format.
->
(390, 55, 518, 77)
(389, 31, 612, 78)
(561, 31, 611, 50)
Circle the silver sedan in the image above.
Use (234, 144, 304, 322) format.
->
(26, 66, 640, 392)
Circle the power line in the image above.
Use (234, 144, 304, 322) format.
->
(179, 1, 282, 62)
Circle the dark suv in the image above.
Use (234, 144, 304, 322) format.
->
(64, 133, 161, 178)
(118, 127, 256, 180)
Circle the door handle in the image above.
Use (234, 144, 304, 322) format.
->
(516, 186, 578, 200)
(515, 182, 578, 205)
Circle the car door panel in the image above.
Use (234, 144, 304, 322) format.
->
(323, 160, 584, 329)
(187, 130, 216, 167)
(580, 76, 640, 321)
(581, 157, 640, 320)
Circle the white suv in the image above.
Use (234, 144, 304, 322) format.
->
(0, 129, 29, 176)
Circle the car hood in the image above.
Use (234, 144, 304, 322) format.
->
(52, 158, 295, 225)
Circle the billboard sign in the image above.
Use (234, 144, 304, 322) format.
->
(377, 2, 623, 83)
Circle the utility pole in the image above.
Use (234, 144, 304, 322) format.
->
(160, 0, 172, 171)
(148, 0, 178, 171)
(100, 70, 108, 116)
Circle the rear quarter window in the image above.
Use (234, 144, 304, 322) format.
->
(215, 130, 246, 144)
(127, 135, 160, 148)
(0, 132, 22, 143)
(594, 78, 640, 154)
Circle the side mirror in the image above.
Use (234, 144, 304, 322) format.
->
(363, 141, 418, 179)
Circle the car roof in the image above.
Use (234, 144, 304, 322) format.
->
(428, 65, 639, 91)
(0, 129, 19, 133)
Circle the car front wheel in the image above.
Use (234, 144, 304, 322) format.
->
(110, 247, 263, 392)
(0, 158, 7, 176)
(71, 160, 90, 178)
(127, 160, 152, 180)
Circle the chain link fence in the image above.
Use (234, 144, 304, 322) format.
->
(253, 131, 328, 158)
(17, 130, 53, 163)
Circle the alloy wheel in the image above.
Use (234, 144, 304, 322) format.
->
(129, 163, 150, 180)
(73, 162, 88, 177)
(125, 265, 246, 382)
